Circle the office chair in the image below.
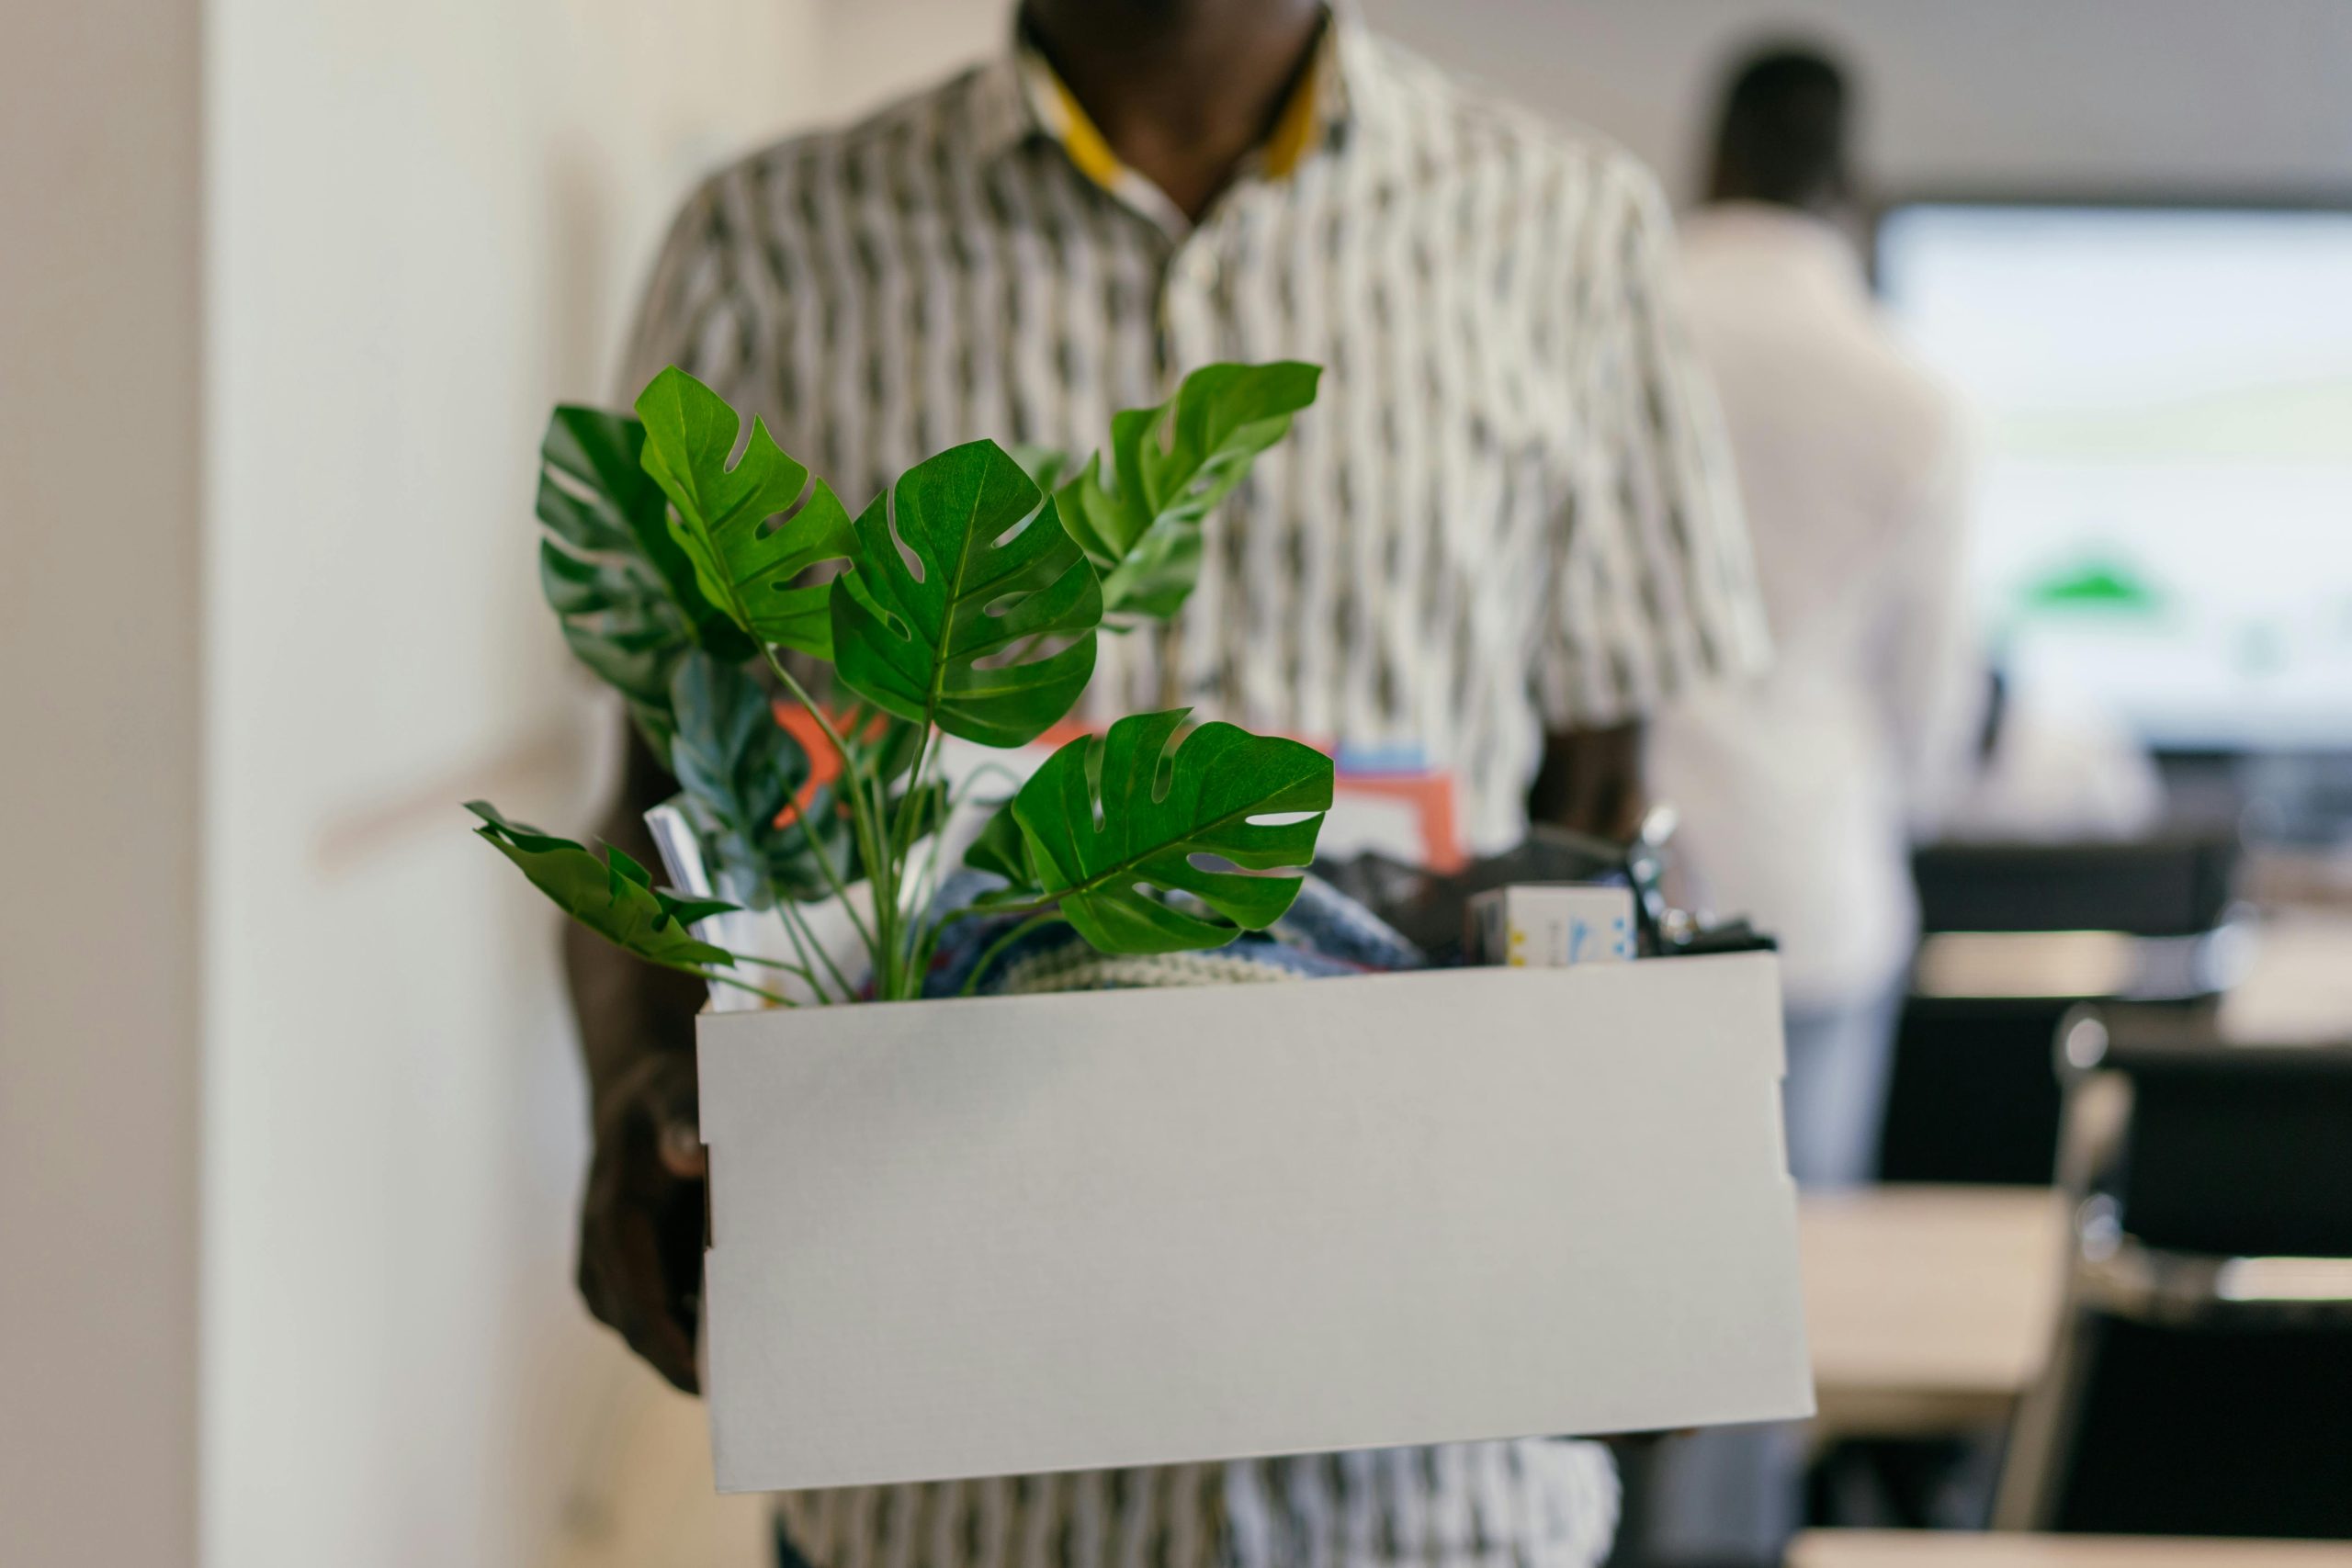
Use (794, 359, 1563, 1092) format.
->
(1995, 1005, 2352, 1537)
(1876, 832, 2245, 1186)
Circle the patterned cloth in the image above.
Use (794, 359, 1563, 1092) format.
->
(620, 8, 1769, 855)
(773, 1445, 1620, 1568)
(926, 873, 1426, 998)
(763, 878, 1620, 1568)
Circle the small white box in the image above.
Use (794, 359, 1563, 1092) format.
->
(696, 953, 1808, 1492)
(1469, 883, 1636, 968)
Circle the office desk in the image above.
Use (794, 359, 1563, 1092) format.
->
(1789, 1529, 2352, 1567)
(1800, 1186, 2069, 1436)
(2219, 910, 2352, 1043)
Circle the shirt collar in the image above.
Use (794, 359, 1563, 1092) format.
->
(966, 6, 1369, 190)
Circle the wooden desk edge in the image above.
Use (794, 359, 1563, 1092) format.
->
(1790, 1529, 2352, 1567)
(1807, 1386, 2021, 1440)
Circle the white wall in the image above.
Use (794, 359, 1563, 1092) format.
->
(0, 2, 205, 1564)
(799, 0, 2352, 203)
(201, 3, 820, 1564)
(1363, 0, 2352, 203)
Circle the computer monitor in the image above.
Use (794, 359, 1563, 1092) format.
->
(1874, 199, 2352, 754)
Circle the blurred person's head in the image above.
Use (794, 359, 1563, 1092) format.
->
(1705, 44, 1853, 216)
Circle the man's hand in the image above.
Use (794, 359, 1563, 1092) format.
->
(578, 1050, 707, 1393)
(1530, 720, 1648, 840)
(566, 724, 714, 1391)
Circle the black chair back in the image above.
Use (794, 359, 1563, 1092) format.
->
(1997, 1008, 2352, 1537)
(1878, 833, 2244, 1186)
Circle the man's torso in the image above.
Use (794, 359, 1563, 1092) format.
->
(629, 31, 1697, 851)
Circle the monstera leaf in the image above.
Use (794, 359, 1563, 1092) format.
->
(668, 652, 804, 905)
(537, 542, 685, 753)
(540, 405, 752, 654)
(467, 801, 746, 974)
(670, 652, 891, 907)
(991, 709, 1333, 953)
(963, 796, 1035, 886)
(1006, 443, 1073, 491)
(634, 367, 854, 657)
(1057, 362, 1320, 622)
(536, 405, 753, 755)
(831, 439, 1101, 748)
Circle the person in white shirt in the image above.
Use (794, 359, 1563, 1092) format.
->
(1653, 44, 1981, 1192)
(1633, 46, 1988, 1568)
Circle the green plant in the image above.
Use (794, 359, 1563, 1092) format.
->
(480, 360, 1329, 1004)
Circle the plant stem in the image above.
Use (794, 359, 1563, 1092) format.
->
(900, 803, 954, 964)
(771, 897, 843, 1004)
(957, 911, 1064, 997)
(897, 761, 1033, 992)
(949, 763, 1025, 805)
(890, 730, 941, 993)
(794, 895, 861, 1001)
(757, 649, 866, 830)
(865, 722, 948, 1000)
(787, 788, 875, 955)
(907, 915, 946, 988)
(849, 715, 901, 978)
(934, 895, 1058, 929)
(890, 726, 935, 858)
(839, 706, 894, 874)
(757, 644, 889, 982)
(699, 969, 796, 1008)
(728, 953, 824, 987)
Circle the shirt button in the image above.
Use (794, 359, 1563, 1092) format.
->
(1182, 246, 1221, 291)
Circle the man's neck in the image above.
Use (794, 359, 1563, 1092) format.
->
(1022, 0, 1328, 222)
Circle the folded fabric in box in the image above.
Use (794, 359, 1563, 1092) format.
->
(926, 872, 1427, 998)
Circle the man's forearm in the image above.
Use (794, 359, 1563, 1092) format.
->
(1529, 720, 1648, 841)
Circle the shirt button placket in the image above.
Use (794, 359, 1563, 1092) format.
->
(1159, 233, 1227, 382)
(1152, 223, 1234, 711)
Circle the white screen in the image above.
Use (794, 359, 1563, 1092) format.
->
(1876, 203, 2352, 751)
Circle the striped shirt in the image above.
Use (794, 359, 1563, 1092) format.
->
(766, 1445, 1622, 1568)
(622, 13, 1768, 857)
(623, 15, 1759, 1568)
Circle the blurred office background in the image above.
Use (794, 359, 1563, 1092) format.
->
(5, 2, 2349, 1567)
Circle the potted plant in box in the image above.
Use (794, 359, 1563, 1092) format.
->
(471, 358, 1815, 1496)
(470, 358, 1329, 999)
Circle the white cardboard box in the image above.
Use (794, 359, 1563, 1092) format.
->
(696, 953, 1811, 1494)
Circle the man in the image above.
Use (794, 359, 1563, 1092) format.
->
(573, 5, 1769, 1565)
(1651, 45, 1978, 1198)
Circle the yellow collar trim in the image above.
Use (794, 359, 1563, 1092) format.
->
(1021, 29, 1331, 200)
(1034, 66, 1125, 189)
(1261, 45, 1326, 179)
